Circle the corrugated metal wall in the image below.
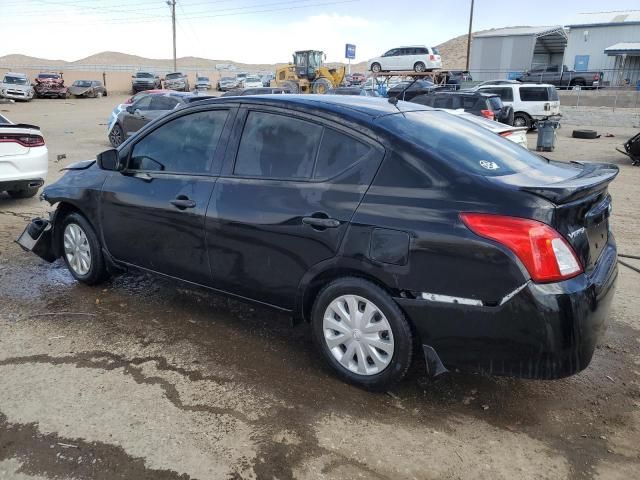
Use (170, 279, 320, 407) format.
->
(470, 35, 536, 80)
(564, 24, 640, 84)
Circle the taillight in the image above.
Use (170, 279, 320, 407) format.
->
(0, 133, 45, 147)
(593, 73, 600, 81)
(460, 213, 583, 283)
(429, 54, 435, 61)
(499, 131, 513, 137)
(480, 109, 495, 120)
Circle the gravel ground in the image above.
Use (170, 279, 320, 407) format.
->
(0, 96, 639, 480)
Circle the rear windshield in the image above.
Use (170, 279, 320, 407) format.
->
(379, 110, 568, 177)
(3, 76, 28, 85)
(519, 86, 557, 102)
(431, 47, 440, 55)
(488, 96, 503, 109)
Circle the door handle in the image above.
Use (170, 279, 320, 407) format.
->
(170, 196, 196, 210)
(302, 216, 340, 229)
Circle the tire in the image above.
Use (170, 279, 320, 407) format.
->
(96, 91, 103, 98)
(311, 277, 413, 391)
(572, 129, 598, 139)
(371, 63, 381, 73)
(414, 62, 426, 73)
(60, 212, 109, 285)
(281, 81, 299, 94)
(8, 186, 39, 199)
(571, 79, 586, 89)
(513, 112, 532, 129)
(109, 123, 124, 148)
(312, 78, 333, 94)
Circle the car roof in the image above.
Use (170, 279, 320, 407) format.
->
(435, 91, 497, 97)
(190, 94, 429, 120)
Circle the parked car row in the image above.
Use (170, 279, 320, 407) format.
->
(1, 71, 108, 101)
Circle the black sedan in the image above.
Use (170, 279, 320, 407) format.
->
(386, 79, 444, 101)
(18, 95, 618, 390)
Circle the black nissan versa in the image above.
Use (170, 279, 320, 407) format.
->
(17, 95, 618, 390)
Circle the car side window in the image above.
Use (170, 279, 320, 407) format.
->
(383, 49, 396, 57)
(314, 128, 373, 179)
(234, 111, 322, 179)
(150, 96, 180, 110)
(433, 96, 453, 108)
(132, 96, 152, 110)
(519, 87, 549, 102)
(129, 110, 229, 174)
(482, 87, 514, 102)
(461, 96, 477, 109)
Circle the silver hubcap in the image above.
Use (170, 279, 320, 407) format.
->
(63, 223, 91, 276)
(323, 295, 394, 376)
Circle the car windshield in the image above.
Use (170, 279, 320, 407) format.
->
(3, 76, 28, 85)
(246, 76, 261, 81)
(73, 80, 92, 87)
(166, 73, 182, 79)
(136, 72, 153, 78)
(38, 74, 59, 79)
(197, 77, 208, 81)
(379, 110, 571, 178)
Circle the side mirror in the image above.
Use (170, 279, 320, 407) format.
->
(125, 105, 135, 114)
(96, 149, 124, 171)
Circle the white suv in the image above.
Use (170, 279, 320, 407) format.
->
(0, 114, 48, 198)
(368, 46, 442, 73)
(476, 83, 560, 129)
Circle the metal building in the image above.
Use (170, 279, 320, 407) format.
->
(565, 11, 640, 86)
(469, 26, 568, 81)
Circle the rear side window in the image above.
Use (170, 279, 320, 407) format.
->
(519, 87, 549, 102)
(314, 129, 372, 179)
(150, 96, 179, 110)
(433, 96, 453, 108)
(481, 87, 514, 102)
(461, 96, 478, 109)
(235, 111, 322, 179)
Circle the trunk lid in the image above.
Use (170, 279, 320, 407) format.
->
(496, 161, 618, 271)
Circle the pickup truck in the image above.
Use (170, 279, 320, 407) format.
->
(518, 65, 603, 89)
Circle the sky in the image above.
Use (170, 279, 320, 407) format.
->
(1, 0, 640, 64)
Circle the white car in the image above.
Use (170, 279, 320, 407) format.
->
(241, 75, 264, 89)
(447, 110, 529, 149)
(475, 83, 560, 129)
(0, 115, 48, 198)
(368, 46, 442, 73)
(0, 72, 35, 101)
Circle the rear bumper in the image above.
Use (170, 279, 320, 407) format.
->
(396, 237, 618, 379)
(0, 146, 48, 186)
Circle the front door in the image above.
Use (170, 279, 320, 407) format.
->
(205, 107, 384, 308)
(101, 107, 234, 285)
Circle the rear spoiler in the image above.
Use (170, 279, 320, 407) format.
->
(520, 162, 619, 204)
(0, 123, 41, 130)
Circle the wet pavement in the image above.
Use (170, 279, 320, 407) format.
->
(0, 97, 639, 479)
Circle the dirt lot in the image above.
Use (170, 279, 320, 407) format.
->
(1, 96, 639, 480)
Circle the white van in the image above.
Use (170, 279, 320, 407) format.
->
(476, 83, 560, 129)
(368, 46, 442, 73)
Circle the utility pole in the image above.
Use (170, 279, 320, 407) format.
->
(167, 0, 177, 72)
(465, 0, 474, 71)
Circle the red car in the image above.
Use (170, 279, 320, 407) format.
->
(33, 73, 68, 99)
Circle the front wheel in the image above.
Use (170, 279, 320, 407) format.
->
(60, 212, 109, 285)
(370, 62, 381, 73)
(312, 277, 413, 390)
(109, 123, 124, 148)
(312, 78, 332, 94)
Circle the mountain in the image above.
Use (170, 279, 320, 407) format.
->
(0, 32, 476, 73)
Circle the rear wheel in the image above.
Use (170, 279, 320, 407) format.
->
(96, 91, 103, 98)
(60, 212, 109, 285)
(414, 62, 426, 73)
(371, 63, 381, 73)
(312, 78, 333, 94)
(109, 123, 124, 148)
(571, 79, 586, 89)
(312, 277, 413, 390)
(513, 112, 532, 129)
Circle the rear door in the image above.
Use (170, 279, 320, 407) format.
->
(101, 106, 235, 284)
(205, 107, 384, 308)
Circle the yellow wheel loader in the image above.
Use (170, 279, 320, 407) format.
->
(274, 50, 345, 94)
